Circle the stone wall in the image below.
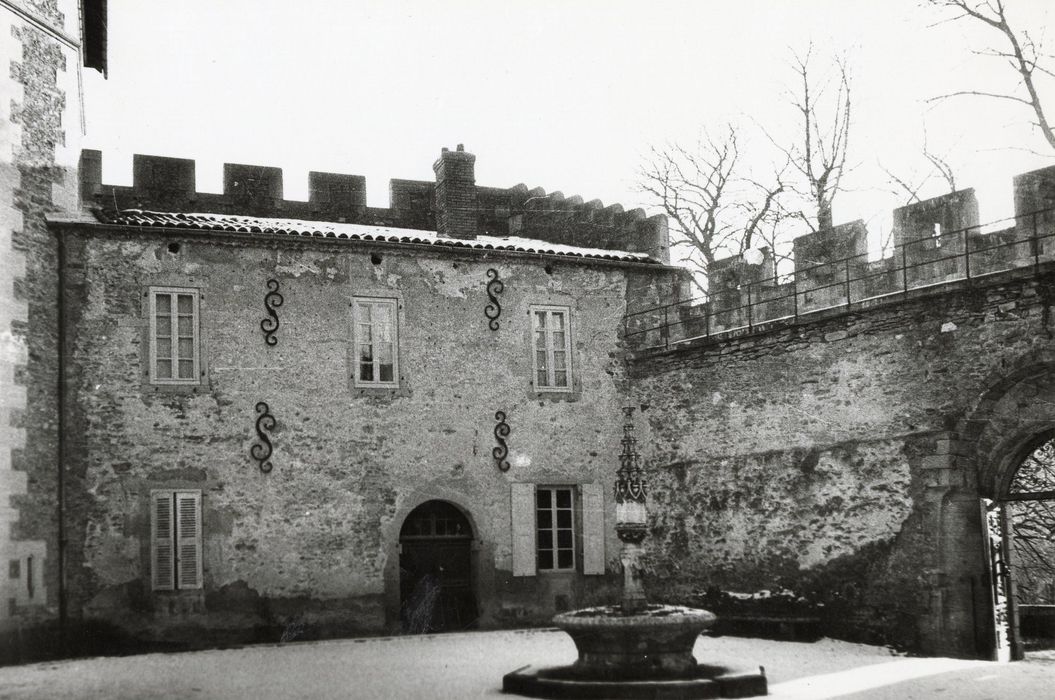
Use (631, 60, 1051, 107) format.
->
(1, 0, 83, 641)
(630, 264, 1055, 656)
(58, 223, 675, 643)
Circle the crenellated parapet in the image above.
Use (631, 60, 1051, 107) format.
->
(79, 146, 670, 262)
(794, 220, 868, 272)
(892, 188, 979, 250)
(1013, 166, 1055, 230)
(707, 166, 1055, 301)
(81, 150, 372, 221)
(500, 185, 669, 264)
(624, 164, 1055, 350)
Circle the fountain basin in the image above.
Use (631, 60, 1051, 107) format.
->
(554, 604, 716, 679)
(503, 604, 767, 698)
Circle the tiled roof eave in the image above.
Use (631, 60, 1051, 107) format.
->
(60, 214, 668, 268)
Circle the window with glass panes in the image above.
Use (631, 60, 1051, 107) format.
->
(536, 486, 575, 570)
(149, 288, 200, 384)
(353, 298, 398, 386)
(531, 306, 571, 391)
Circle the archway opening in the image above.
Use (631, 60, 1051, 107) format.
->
(398, 500, 478, 633)
(994, 432, 1055, 660)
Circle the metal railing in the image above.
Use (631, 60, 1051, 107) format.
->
(624, 207, 1055, 351)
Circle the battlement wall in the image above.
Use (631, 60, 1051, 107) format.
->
(630, 254, 1055, 657)
(623, 165, 1055, 350)
(703, 164, 1055, 304)
(79, 147, 670, 262)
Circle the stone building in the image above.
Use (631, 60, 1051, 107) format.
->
(5, 0, 1055, 666)
(37, 145, 678, 649)
(0, 1, 686, 654)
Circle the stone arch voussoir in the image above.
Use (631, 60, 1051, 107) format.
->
(381, 489, 484, 630)
(957, 350, 1055, 499)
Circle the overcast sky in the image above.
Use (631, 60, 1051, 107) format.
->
(83, 0, 1054, 251)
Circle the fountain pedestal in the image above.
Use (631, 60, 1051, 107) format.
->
(502, 406, 767, 698)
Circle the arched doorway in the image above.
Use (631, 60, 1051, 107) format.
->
(398, 500, 478, 633)
(987, 432, 1055, 660)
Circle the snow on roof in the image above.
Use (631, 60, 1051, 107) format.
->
(91, 210, 658, 264)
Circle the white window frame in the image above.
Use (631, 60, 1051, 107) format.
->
(530, 305, 573, 393)
(352, 297, 399, 388)
(511, 483, 604, 577)
(535, 485, 577, 572)
(148, 287, 201, 385)
(150, 489, 203, 591)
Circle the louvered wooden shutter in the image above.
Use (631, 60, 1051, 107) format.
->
(175, 491, 203, 589)
(581, 483, 606, 575)
(511, 483, 537, 577)
(152, 492, 175, 591)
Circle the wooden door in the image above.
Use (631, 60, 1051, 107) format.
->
(398, 501, 477, 633)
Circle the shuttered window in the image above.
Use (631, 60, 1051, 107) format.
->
(83, 0, 108, 75)
(580, 483, 605, 575)
(149, 287, 201, 385)
(510, 483, 605, 577)
(511, 483, 536, 577)
(531, 306, 572, 392)
(151, 492, 174, 590)
(151, 490, 202, 591)
(352, 298, 399, 387)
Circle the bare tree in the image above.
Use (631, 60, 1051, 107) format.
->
(881, 128, 959, 205)
(882, 153, 957, 204)
(927, 0, 1055, 153)
(1004, 438, 1055, 606)
(641, 46, 852, 288)
(1009, 498, 1055, 605)
(766, 44, 854, 233)
(640, 126, 788, 288)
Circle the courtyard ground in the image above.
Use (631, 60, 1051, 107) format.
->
(0, 629, 1051, 699)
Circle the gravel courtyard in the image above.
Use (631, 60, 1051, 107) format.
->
(0, 629, 1051, 700)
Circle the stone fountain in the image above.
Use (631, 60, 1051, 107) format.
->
(503, 406, 767, 699)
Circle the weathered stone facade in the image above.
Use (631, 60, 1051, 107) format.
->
(44, 149, 680, 647)
(628, 169, 1055, 658)
(1, 0, 84, 648)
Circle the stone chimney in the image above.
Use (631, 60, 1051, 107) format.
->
(433, 144, 479, 239)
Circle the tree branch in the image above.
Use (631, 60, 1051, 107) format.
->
(927, 90, 1035, 106)
(927, 0, 1055, 152)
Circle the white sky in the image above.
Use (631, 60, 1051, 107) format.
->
(83, 0, 1055, 253)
